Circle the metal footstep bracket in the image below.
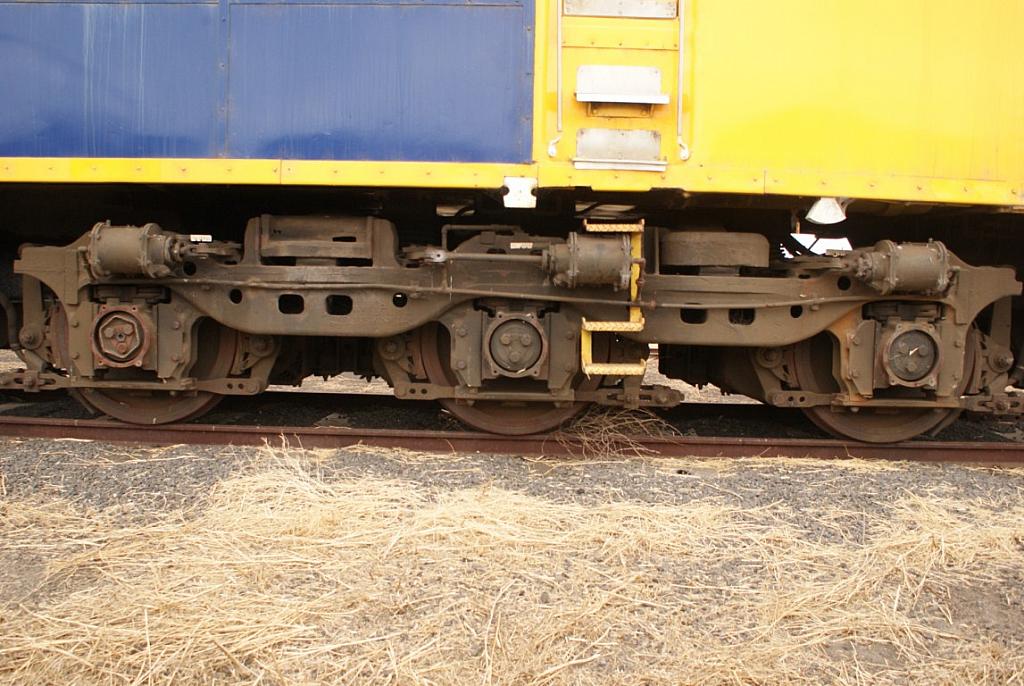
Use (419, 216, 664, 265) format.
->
(580, 219, 647, 376)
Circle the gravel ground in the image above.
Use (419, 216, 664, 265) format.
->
(1, 439, 1023, 683)
(3, 438, 1023, 517)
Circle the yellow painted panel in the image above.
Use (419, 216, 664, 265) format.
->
(0, 157, 282, 184)
(3, 0, 1023, 208)
(0, 157, 536, 190)
(684, 0, 1024, 198)
(556, 46, 680, 158)
(563, 18, 678, 50)
(281, 161, 534, 188)
(530, 0, 1024, 205)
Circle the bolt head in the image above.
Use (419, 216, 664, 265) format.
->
(94, 311, 144, 364)
(994, 353, 1014, 372)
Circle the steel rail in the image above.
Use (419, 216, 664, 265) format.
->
(0, 415, 1020, 465)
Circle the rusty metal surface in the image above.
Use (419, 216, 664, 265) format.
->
(660, 230, 770, 269)
(0, 414, 1019, 465)
(7, 217, 1024, 444)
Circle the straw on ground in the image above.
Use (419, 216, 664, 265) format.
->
(1, 449, 1022, 685)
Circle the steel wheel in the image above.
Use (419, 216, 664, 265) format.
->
(413, 322, 606, 435)
(71, 318, 238, 424)
(792, 332, 970, 443)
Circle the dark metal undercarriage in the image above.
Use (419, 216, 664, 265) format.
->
(3, 199, 1023, 443)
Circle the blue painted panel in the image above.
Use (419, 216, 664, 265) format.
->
(0, 4, 223, 157)
(0, 0, 534, 163)
(227, 3, 533, 163)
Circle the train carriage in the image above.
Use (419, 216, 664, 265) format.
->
(1, 0, 1022, 442)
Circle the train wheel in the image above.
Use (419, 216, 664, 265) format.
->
(791, 332, 970, 443)
(413, 323, 605, 435)
(70, 318, 238, 424)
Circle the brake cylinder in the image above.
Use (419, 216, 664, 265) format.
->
(87, 222, 187, 279)
(542, 232, 632, 290)
(854, 240, 952, 295)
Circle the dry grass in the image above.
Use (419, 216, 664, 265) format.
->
(555, 407, 682, 459)
(1, 450, 1023, 685)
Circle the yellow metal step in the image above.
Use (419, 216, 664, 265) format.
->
(578, 219, 647, 376)
(582, 362, 648, 376)
(582, 319, 645, 333)
(583, 219, 645, 233)
(580, 325, 646, 376)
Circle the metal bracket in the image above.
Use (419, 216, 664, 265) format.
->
(576, 66, 669, 105)
(573, 129, 667, 172)
(962, 394, 1024, 415)
(564, 0, 677, 18)
(502, 177, 539, 209)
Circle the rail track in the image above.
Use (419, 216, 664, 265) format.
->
(0, 396, 1021, 465)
